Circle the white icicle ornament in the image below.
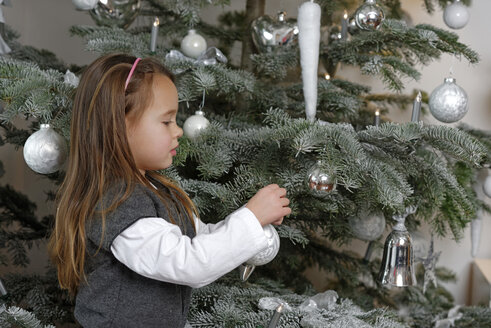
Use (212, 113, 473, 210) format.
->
(298, 1, 321, 122)
(23, 124, 67, 174)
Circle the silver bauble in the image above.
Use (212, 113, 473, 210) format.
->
(483, 175, 491, 198)
(307, 160, 336, 194)
(443, 0, 470, 30)
(349, 212, 385, 241)
(23, 124, 67, 174)
(355, 0, 385, 31)
(180, 30, 207, 59)
(429, 77, 468, 123)
(89, 0, 140, 29)
(251, 11, 299, 53)
(246, 224, 280, 266)
(183, 110, 210, 139)
(348, 16, 360, 35)
(72, 0, 98, 11)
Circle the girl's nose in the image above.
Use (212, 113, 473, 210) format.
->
(175, 125, 183, 138)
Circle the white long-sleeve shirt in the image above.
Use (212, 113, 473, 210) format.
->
(111, 207, 267, 288)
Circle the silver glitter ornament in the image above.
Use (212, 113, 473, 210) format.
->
(307, 160, 336, 194)
(23, 124, 67, 174)
(349, 212, 385, 241)
(429, 77, 468, 123)
(251, 11, 299, 53)
(89, 0, 140, 29)
(355, 0, 385, 31)
(246, 224, 280, 266)
(183, 110, 210, 140)
(443, 0, 469, 30)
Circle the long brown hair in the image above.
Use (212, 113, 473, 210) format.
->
(48, 53, 197, 297)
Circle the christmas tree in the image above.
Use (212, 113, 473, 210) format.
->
(1, 0, 491, 327)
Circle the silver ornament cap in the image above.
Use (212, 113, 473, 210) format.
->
(183, 110, 210, 139)
(355, 0, 385, 31)
(23, 124, 68, 174)
(246, 224, 280, 266)
(429, 77, 468, 123)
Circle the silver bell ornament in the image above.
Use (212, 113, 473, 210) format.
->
(251, 11, 299, 53)
(483, 175, 491, 198)
(72, 0, 98, 11)
(180, 30, 207, 59)
(89, 0, 140, 29)
(443, 0, 470, 30)
(429, 77, 468, 123)
(378, 206, 417, 287)
(240, 225, 280, 282)
(349, 211, 385, 241)
(23, 124, 68, 174)
(355, 0, 385, 31)
(307, 160, 336, 194)
(183, 110, 210, 140)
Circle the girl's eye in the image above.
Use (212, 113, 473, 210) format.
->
(162, 121, 174, 126)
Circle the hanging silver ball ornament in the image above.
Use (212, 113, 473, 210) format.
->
(483, 175, 491, 198)
(355, 0, 385, 31)
(23, 124, 68, 174)
(89, 0, 140, 29)
(429, 77, 468, 123)
(251, 11, 299, 53)
(349, 212, 385, 241)
(246, 224, 280, 266)
(72, 0, 98, 10)
(443, 0, 470, 30)
(348, 16, 360, 35)
(307, 160, 336, 194)
(180, 30, 207, 59)
(183, 110, 210, 139)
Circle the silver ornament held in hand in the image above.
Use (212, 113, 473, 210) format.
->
(89, 0, 140, 29)
(23, 124, 68, 174)
(183, 110, 210, 140)
(355, 0, 385, 31)
(429, 77, 468, 123)
(246, 224, 280, 266)
(307, 160, 336, 194)
(251, 11, 299, 53)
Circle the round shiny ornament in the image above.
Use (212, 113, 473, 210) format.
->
(307, 160, 336, 193)
(443, 0, 470, 30)
(89, 0, 140, 29)
(355, 0, 385, 31)
(483, 175, 491, 198)
(349, 212, 385, 241)
(72, 0, 98, 10)
(23, 124, 68, 174)
(246, 224, 280, 266)
(429, 77, 468, 123)
(180, 30, 207, 59)
(251, 11, 299, 53)
(348, 16, 360, 35)
(183, 110, 210, 139)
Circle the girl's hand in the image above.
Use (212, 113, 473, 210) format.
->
(246, 184, 291, 227)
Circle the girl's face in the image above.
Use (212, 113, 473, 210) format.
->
(126, 74, 183, 175)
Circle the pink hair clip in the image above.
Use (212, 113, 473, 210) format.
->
(124, 57, 141, 90)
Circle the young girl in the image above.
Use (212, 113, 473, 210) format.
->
(48, 53, 291, 328)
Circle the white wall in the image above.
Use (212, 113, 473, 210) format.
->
(1, 0, 490, 305)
